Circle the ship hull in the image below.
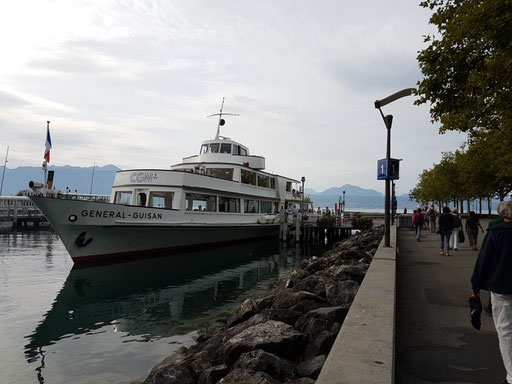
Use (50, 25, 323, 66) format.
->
(30, 196, 279, 264)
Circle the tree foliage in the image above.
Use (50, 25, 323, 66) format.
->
(416, 0, 512, 143)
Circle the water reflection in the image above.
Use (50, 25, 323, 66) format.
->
(24, 240, 309, 366)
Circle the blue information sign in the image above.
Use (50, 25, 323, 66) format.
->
(377, 158, 400, 180)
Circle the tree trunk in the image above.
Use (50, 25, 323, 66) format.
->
(479, 199, 482, 214)
(488, 197, 492, 215)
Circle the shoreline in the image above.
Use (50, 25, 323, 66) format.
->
(137, 225, 385, 384)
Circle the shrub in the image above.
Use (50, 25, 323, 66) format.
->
(351, 216, 373, 230)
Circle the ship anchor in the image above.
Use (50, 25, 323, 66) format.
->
(75, 232, 93, 248)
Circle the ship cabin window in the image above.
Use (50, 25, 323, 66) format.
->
(206, 168, 234, 181)
(186, 193, 217, 212)
(137, 193, 147, 206)
(270, 177, 275, 189)
(286, 182, 292, 192)
(115, 191, 133, 205)
(241, 148, 247, 156)
(257, 175, 269, 188)
(244, 199, 259, 213)
(241, 170, 257, 186)
(220, 143, 231, 153)
(260, 201, 273, 214)
(149, 192, 174, 208)
(200, 144, 209, 154)
(219, 197, 240, 213)
(233, 145, 240, 155)
(209, 143, 220, 153)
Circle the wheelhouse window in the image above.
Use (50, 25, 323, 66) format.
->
(200, 144, 209, 154)
(206, 168, 234, 181)
(233, 145, 240, 155)
(185, 193, 217, 212)
(244, 199, 259, 213)
(220, 143, 231, 153)
(219, 197, 240, 213)
(115, 191, 133, 205)
(257, 174, 269, 188)
(149, 192, 174, 208)
(209, 143, 220, 153)
(240, 148, 248, 155)
(241, 170, 257, 186)
(270, 177, 275, 189)
(286, 182, 292, 192)
(260, 201, 273, 214)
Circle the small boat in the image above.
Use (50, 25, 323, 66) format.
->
(29, 101, 310, 264)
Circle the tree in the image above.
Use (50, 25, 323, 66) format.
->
(416, 0, 512, 144)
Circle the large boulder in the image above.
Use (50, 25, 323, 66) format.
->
(223, 320, 307, 365)
(227, 298, 261, 328)
(325, 280, 360, 306)
(284, 379, 315, 384)
(233, 349, 295, 382)
(198, 364, 229, 384)
(291, 274, 336, 297)
(144, 348, 195, 384)
(271, 290, 325, 309)
(218, 368, 280, 384)
(296, 355, 326, 379)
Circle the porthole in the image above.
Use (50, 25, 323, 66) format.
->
(68, 215, 78, 222)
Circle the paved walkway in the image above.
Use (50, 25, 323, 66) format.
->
(395, 221, 506, 384)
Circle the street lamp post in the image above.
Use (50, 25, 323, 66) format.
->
(301, 176, 305, 213)
(375, 88, 413, 247)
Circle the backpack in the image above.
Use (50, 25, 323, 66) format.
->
(454, 216, 462, 228)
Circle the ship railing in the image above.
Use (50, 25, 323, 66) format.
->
(57, 192, 110, 202)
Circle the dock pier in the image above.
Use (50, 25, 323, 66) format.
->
(0, 206, 47, 229)
(279, 211, 385, 245)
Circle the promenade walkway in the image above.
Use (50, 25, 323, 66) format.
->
(395, 220, 506, 383)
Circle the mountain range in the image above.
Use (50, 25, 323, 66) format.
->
(0, 165, 121, 196)
(0, 166, 417, 210)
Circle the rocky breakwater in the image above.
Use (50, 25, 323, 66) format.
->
(141, 225, 385, 384)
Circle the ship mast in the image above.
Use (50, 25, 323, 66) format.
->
(0, 146, 8, 195)
(207, 98, 239, 139)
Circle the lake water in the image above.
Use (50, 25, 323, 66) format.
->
(0, 229, 328, 384)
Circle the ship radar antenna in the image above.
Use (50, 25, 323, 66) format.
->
(207, 97, 239, 139)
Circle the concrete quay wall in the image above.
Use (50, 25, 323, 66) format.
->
(316, 224, 397, 384)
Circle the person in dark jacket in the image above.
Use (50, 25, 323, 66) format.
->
(471, 201, 512, 384)
(438, 206, 454, 256)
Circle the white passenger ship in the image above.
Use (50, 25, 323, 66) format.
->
(29, 103, 310, 264)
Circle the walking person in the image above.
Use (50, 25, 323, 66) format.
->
(412, 208, 426, 242)
(449, 208, 462, 251)
(465, 210, 484, 250)
(428, 205, 438, 233)
(438, 206, 454, 255)
(471, 201, 512, 384)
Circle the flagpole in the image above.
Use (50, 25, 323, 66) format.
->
(43, 121, 50, 194)
(0, 146, 9, 196)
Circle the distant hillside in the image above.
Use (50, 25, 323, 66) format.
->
(0, 165, 121, 195)
(306, 184, 383, 197)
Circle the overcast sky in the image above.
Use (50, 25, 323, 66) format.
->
(0, 0, 466, 194)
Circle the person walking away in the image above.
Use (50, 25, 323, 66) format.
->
(450, 208, 462, 250)
(466, 211, 484, 250)
(429, 205, 438, 233)
(438, 206, 454, 255)
(412, 208, 426, 242)
(471, 201, 512, 384)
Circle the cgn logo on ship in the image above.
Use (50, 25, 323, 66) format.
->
(130, 172, 158, 183)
